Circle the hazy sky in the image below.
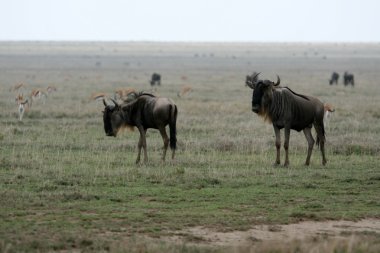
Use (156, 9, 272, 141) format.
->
(1, 0, 379, 42)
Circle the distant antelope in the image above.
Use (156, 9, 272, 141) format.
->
(90, 92, 108, 101)
(114, 88, 136, 100)
(30, 89, 47, 104)
(9, 83, 26, 92)
(324, 103, 335, 129)
(15, 94, 30, 121)
(46, 86, 57, 94)
(177, 85, 193, 98)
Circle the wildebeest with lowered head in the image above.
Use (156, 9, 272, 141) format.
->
(150, 73, 161, 86)
(246, 73, 327, 166)
(103, 92, 177, 164)
(344, 71, 354, 86)
(329, 72, 339, 85)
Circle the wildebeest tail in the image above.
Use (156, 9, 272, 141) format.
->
(169, 104, 177, 150)
(316, 123, 326, 147)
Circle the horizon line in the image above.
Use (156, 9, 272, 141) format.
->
(0, 40, 379, 44)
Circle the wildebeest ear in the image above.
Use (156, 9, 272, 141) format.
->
(103, 98, 108, 107)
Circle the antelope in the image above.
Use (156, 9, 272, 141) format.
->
(177, 85, 193, 98)
(30, 89, 47, 104)
(324, 103, 335, 129)
(46, 86, 57, 94)
(90, 92, 108, 101)
(114, 88, 136, 101)
(15, 94, 31, 121)
(9, 83, 26, 92)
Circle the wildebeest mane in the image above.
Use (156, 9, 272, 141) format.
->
(130, 91, 156, 99)
(270, 87, 310, 124)
(283, 87, 310, 101)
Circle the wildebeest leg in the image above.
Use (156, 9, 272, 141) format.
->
(273, 126, 281, 165)
(283, 127, 291, 167)
(303, 127, 315, 166)
(158, 127, 169, 161)
(314, 124, 327, 165)
(136, 127, 147, 164)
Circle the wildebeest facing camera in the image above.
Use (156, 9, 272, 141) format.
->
(102, 93, 177, 164)
(247, 73, 327, 167)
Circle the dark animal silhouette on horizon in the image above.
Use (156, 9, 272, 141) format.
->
(343, 72, 354, 86)
(150, 73, 161, 87)
(329, 72, 339, 85)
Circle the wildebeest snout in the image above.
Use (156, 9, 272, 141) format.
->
(106, 132, 115, 137)
(252, 105, 260, 113)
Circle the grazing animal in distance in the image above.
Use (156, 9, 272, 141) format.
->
(30, 89, 47, 104)
(323, 103, 335, 129)
(114, 87, 136, 101)
(46, 86, 57, 94)
(150, 73, 161, 86)
(177, 85, 192, 98)
(344, 72, 354, 86)
(15, 94, 30, 121)
(90, 92, 108, 102)
(102, 92, 177, 164)
(9, 83, 26, 92)
(329, 72, 339, 85)
(246, 73, 327, 166)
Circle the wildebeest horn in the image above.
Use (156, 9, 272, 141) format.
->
(103, 98, 108, 107)
(252, 72, 260, 81)
(247, 72, 260, 89)
(274, 75, 280, 86)
(110, 98, 119, 108)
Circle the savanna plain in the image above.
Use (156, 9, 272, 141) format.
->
(0, 42, 379, 252)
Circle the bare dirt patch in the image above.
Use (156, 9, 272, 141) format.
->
(164, 219, 380, 247)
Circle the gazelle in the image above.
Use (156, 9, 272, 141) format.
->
(30, 89, 47, 104)
(46, 86, 57, 94)
(177, 85, 192, 98)
(324, 103, 335, 129)
(15, 94, 31, 121)
(90, 92, 108, 101)
(9, 83, 26, 92)
(114, 87, 136, 101)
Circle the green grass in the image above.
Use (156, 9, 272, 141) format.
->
(1, 42, 380, 252)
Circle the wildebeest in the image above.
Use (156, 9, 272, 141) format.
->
(150, 73, 161, 86)
(329, 72, 339, 85)
(343, 72, 354, 86)
(246, 73, 327, 166)
(102, 92, 177, 164)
